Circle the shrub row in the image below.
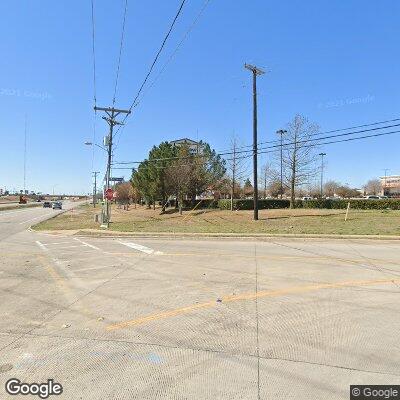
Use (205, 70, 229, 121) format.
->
(181, 199, 219, 209)
(217, 198, 400, 210)
(301, 199, 400, 210)
(218, 199, 291, 210)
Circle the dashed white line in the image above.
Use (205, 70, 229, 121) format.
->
(73, 238, 101, 251)
(118, 241, 163, 255)
(35, 241, 48, 251)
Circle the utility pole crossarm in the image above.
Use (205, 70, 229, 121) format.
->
(244, 63, 265, 76)
(94, 106, 131, 114)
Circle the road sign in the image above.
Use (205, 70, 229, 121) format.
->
(105, 188, 114, 200)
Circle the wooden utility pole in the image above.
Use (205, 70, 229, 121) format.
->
(244, 63, 265, 220)
(94, 106, 130, 227)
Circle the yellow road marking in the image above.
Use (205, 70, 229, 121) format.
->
(106, 277, 400, 331)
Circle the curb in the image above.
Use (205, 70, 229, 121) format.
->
(31, 228, 400, 241)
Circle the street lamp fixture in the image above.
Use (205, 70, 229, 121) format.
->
(84, 141, 107, 152)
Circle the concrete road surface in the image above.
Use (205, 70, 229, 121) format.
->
(0, 207, 399, 399)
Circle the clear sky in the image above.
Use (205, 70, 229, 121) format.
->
(1, 0, 399, 194)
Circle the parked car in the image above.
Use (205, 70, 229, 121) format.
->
(52, 201, 62, 210)
(43, 201, 52, 208)
(365, 195, 380, 199)
(302, 196, 313, 201)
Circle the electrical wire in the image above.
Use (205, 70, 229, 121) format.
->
(113, 0, 188, 149)
(112, 0, 129, 106)
(112, 125, 400, 170)
(216, 117, 400, 153)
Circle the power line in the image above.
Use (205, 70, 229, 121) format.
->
(134, 0, 211, 109)
(126, 0, 186, 115)
(113, 0, 187, 147)
(112, 0, 129, 106)
(216, 117, 400, 153)
(90, 0, 97, 107)
(113, 125, 400, 167)
(217, 122, 400, 157)
(90, 0, 98, 176)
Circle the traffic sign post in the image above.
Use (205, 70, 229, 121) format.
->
(105, 188, 114, 201)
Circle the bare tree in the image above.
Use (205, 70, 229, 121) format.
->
(364, 179, 382, 195)
(282, 115, 319, 208)
(259, 163, 279, 198)
(324, 180, 340, 197)
(226, 136, 248, 210)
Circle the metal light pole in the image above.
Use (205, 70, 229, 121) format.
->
(276, 129, 286, 198)
(92, 171, 100, 207)
(383, 168, 389, 196)
(244, 63, 265, 221)
(319, 152, 326, 198)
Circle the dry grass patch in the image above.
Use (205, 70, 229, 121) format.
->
(33, 203, 400, 236)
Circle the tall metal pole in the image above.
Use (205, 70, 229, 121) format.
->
(92, 171, 100, 207)
(23, 114, 27, 194)
(319, 152, 326, 198)
(94, 106, 130, 227)
(276, 130, 286, 199)
(245, 63, 265, 221)
(383, 168, 389, 196)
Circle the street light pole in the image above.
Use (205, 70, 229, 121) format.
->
(383, 168, 389, 196)
(244, 63, 265, 221)
(276, 129, 287, 199)
(92, 171, 100, 207)
(319, 152, 326, 198)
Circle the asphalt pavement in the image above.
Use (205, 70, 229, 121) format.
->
(0, 205, 399, 399)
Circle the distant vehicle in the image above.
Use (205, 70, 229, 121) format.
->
(19, 195, 27, 204)
(379, 195, 388, 199)
(302, 196, 313, 201)
(43, 201, 52, 208)
(365, 195, 380, 199)
(52, 202, 62, 210)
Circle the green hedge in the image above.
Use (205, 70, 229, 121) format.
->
(301, 199, 400, 210)
(218, 198, 400, 210)
(181, 199, 219, 209)
(175, 198, 400, 211)
(218, 199, 291, 210)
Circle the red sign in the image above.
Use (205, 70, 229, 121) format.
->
(105, 189, 114, 200)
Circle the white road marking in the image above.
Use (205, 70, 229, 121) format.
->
(35, 241, 48, 251)
(41, 241, 74, 246)
(74, 238, 101, 250)
(74, 265, 116, 273)
(118, 241, 163, 255)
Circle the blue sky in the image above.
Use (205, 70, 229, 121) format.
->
(1, 0, 399, 194)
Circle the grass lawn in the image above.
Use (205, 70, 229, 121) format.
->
(33, 203, 400, 236)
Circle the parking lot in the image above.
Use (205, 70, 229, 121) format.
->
(0, 207, 399, 399)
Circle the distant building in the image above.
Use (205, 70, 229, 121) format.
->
(169, 138, 202, 155)
(380, 175, 400, 196)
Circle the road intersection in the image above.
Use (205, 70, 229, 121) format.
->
(0, 205, 399, 399)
